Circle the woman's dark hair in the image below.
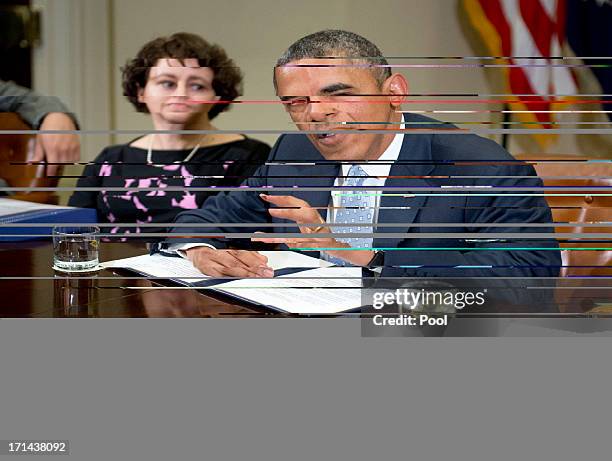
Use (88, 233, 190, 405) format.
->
(122, 32, 243, 120)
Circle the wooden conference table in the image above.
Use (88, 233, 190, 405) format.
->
(0, 241, 268, 317)
(1, 240, 609, 317)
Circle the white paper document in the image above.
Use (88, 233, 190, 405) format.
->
(101, 251, 362, 313)
(101, 253, 212, 283)
(101, 251, 333, 282)
(213, 266, 363, 314)
(0, 197, 74, 218)
(259, 251, 333, 270)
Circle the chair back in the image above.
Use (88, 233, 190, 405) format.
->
(0, 112, 61, 203)
(516, 154, 611, 311)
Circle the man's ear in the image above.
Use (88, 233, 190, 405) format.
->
(383, 73, 408, 109)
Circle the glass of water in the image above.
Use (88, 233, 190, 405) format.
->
(52, 226, 100, 272)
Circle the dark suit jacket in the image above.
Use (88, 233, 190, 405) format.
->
(161, 114, 561, 311)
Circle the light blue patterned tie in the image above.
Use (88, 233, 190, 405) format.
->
(325, 164, 374, 266)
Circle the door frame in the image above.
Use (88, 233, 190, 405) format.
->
(32, 0, 113, 160)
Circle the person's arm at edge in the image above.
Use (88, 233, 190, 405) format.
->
(0, 80, 79, 128)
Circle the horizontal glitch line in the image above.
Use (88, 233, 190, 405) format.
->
(122, 56, 608, 64)
(0, 274, 609, 278)
(295, 56, 612, 60)
(2, 186, 610, 193)
(1, 222, 608, 228)
(296, 121, 612, 125)
(2, 129, 612, 135)
(404, 110, 612, 114)
(49, 175, 612, 181)
(2, 232, 608, 239)
(280, 63, 612, 68)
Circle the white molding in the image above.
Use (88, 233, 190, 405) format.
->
(32, 0, 112, 161)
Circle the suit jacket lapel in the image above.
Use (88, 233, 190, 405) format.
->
(375, 125, 435, 246)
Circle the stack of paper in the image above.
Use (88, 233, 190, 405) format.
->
(0, 198, 97, 241)
(101, 251, 363, 314)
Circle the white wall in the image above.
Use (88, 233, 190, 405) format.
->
(31, 0, 609, 203)
(110, 0, 494, 146)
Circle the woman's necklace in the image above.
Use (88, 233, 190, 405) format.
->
(146, 135, 202, 167)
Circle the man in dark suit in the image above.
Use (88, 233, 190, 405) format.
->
(158, 30, 560, 310)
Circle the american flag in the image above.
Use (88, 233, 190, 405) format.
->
(463, 0, 578, 144)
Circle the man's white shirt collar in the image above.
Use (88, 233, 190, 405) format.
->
(340, 121, 405, 179)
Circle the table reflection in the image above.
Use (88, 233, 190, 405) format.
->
(53, 272, 99, 317)
(137, 279, 260, 317)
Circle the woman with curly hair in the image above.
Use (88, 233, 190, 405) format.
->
(69, 32, 270, 239)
